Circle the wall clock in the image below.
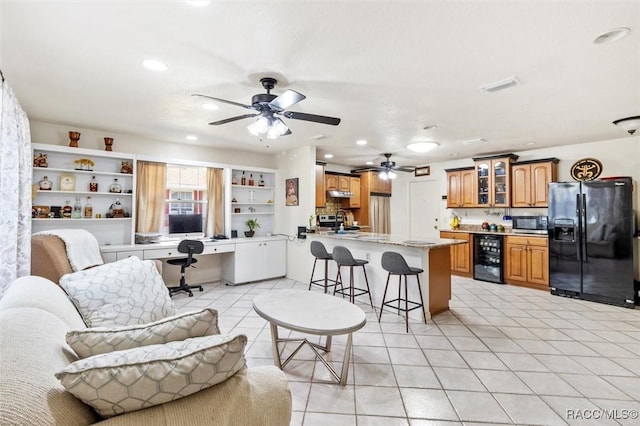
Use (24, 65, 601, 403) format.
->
(570, 158, 602, 181)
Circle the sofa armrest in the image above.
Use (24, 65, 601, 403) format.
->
(31, 235, 74, 284)
(93, 366, 291, 426)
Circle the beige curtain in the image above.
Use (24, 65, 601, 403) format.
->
(204, 167, 225, 236)
(370, 195, 390, 234)
(136, 161, 167, 233)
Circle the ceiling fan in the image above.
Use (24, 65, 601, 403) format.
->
(351, 153, 416, 180)
(193, 77, 341, 138)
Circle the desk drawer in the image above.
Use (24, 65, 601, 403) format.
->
(143, 248, 182, 259)
(203, 243, 234, 255)
(117, 250, 144, 260)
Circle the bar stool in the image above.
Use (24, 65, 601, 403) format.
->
(308, 241, 340, 293)
(379, 251, 427, 332)
(332, 246, 374, 308)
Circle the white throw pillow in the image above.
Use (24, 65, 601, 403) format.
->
(55, 334, 247, 417)
(66, 308, 220, 358)
(59, 256, 176, 327)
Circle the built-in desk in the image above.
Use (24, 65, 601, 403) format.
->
(100, 236, 287, 285)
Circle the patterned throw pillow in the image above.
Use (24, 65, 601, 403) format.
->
(59, 256, 176, 327)
(66, 308, 220, 358)
(55, 334, 247, 417)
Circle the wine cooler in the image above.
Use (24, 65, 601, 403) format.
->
(473, 234, 504, 284)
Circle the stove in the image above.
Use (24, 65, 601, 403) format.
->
(318, 214, 360, 231)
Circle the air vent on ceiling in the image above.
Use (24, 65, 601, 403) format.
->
(461, 138, 487, 145)
(480, 77, 520, 93)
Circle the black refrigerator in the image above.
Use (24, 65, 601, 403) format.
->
(548, 178, 636, 308)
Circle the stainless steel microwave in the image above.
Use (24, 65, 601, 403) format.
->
(512, 216, 548, 234)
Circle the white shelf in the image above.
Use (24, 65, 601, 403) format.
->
(33, 167, 133, 177)
(232, 212, 274, 216)
(37, 190, 133, 196)
(231, 185, 274, 190)
(231, 202, 273, 205)
(32, 218, 132, 222)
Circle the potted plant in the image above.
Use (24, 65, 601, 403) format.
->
(245, 218, 260, 237)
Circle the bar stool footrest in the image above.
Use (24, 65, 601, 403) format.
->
(382, 298, 424, 313)
(335, 287, 370, 298)
(310, 278, 339, 288)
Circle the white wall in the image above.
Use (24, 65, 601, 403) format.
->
(30, 120, 278, 168)
(275, 145, 317, 284)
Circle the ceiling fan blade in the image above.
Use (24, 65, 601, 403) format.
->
(350, 166, 381, 173)
(283, 111, 341, 125)
(208, 114, 258, 125)
(192, 94, 254, 110)
(282, 128, 292, 136)
(269, 90, 306, 111)
(394, 166, 416, 173)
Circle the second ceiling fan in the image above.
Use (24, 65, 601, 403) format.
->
(352, 153, 416, 178)
(193, 77, 341, 138)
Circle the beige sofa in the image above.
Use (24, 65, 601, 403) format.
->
(0, 276, 292, 425)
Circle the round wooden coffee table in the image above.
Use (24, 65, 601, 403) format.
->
(253, 289, 366, 385)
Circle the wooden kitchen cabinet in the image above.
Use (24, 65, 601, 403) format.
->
(340, 176, 360, 208)
(505, 235, 549, 290)
(446, 167, 475, 208)
(353, 171, 392, 226)
(368, 171, 392, 194)
(473, 154, 518, 208)
(315, 162, 326, 207)
(440, 231, 472, 277)
(511, 159, 558, 208)
(338, 176, 350, 191)
(325, 174, 339, 191)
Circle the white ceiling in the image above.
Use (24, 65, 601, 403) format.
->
(1, 1, 638, 170)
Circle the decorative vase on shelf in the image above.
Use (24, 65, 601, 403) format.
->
(68, 131, 81, 148)
(244, 231, 255, 237)
(104, 137, 114, 151)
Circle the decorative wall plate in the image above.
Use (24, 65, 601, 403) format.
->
(570, 158, 602, 181)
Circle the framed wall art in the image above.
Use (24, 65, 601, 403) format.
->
(285, 178, 299, 206)
(414, 166, 431, 177)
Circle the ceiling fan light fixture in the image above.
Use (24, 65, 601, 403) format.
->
(407, 141, 439, 153)
(266, 118, 289, 139)
(247, 116, 270, 136)
(613, 116, 640, 135)
(379, 170, 397, 180)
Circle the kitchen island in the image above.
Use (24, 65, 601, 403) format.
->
(308, 232, 467, 318)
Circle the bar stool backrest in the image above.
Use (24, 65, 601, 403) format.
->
(381, 251, 412, 275)
(332, 246, 356, 266)
(310, 241, 332, 259)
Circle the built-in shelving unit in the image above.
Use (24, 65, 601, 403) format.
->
(229, 170, 275, 236)
(31, 143, 136, 245)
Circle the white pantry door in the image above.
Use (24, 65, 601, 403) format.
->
(409, 180, 440, 239)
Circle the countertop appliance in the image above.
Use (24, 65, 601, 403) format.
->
(317, 214, 360, 231)
(548, 178, 636, 308)
(473, 234, 504, 284)
(512, 215, 548, 235)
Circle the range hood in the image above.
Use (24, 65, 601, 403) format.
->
(327, 190, 354, 198)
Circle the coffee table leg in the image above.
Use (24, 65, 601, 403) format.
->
(325, 335, 332, 351)
(340, 333, 353, 385)
(269, 322, 282, 368)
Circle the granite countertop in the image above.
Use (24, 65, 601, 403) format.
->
(442, 228, 549, 238)
(310, 231, 467, 249)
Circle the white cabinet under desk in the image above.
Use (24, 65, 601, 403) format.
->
(221, 236, 287, 285)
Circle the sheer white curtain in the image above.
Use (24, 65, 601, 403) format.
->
(204, 167, 225, 237)
(0, 76, 32, 297)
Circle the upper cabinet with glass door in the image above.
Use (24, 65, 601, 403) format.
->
(473, 154, 518, 208)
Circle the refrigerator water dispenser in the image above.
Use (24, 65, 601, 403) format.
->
(553, 219, 575, 241)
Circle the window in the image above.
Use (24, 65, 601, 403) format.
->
(163, 165, 207, 235)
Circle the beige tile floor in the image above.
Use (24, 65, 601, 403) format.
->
(172, 276, 640, 425)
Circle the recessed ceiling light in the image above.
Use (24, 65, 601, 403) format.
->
(365, 161, 374, 165)
(186, 135, 198, 141)
(324, 154, 334, 159)
(594, 27, 630, 44)
(202, 103, 219, 111)
(423, 125, 437, 130)
(480, 77, 519, 93)
(185, 0, 212, 6)
(142, 59, 168, 71)
(461, 137, 487, 145)
(406, 142, 439, 153)
(356, 139, 367, 145)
